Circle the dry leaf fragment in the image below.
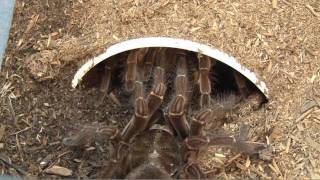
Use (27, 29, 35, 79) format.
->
(45, 165, 73, 177)
(306, 136, 320, 152)
(300, 100, 317, 113)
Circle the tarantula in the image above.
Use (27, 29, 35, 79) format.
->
(68, 48, 267, 178)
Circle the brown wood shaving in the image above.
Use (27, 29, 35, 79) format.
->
(0, 125, 5, 141)
(245, 156, 251, 168)
(225, 153, 241, 167)
(268, 164, 279, 175)
(305, 4, 320, 17)
(283, 0, 294, 9)
(9, 127, 31, 136)
(295, 107, 314, 123)
(7, 97, 17, 125)
(0, 153, 26, 175)
(285, 138, 291, 153)
(15, 135, 24, 162)
(235, 162, 247, 171)
(272, 0, 278, 9)
(272, 159, 282, 176)
(109, 92, 121, 107)
(250, 166, 271, 179)
(26, 14, 40, 33)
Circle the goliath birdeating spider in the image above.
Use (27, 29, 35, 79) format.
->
(66, 47, 267, 179)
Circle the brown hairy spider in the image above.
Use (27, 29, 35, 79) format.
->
(67, 47, 268, 179)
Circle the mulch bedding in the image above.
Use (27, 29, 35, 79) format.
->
(0, 0, 319, 178)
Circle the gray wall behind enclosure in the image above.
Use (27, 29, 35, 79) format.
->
(0, 0, 15, 69)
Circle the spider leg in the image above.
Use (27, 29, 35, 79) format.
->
(62, 126, 118, 148)
(168, 51, 190, 140)
(198, 55, 214, 108)
(168, 95, 189, 140)
(121, 81, 149, 142)
(143, 48, 159, 82)
(147, 67, 166, 116)
(175, 52, 188, 97)
(98, 59, 120, 105)
(208, 125, 267, 155)
(101, 81, 149, 178)
(178, 108, 212, 179)
(145, 66, 166, 129)
(233, 71, 250, 98)
(233, 71, 266, 109)
(156, 48, 167, 69)
(100, 60, 115, 94)
(125, 48, 148, 92)
(248, 91, 266, 110)
(190, 108, 212, 137)
(102, 63, 167, 178)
